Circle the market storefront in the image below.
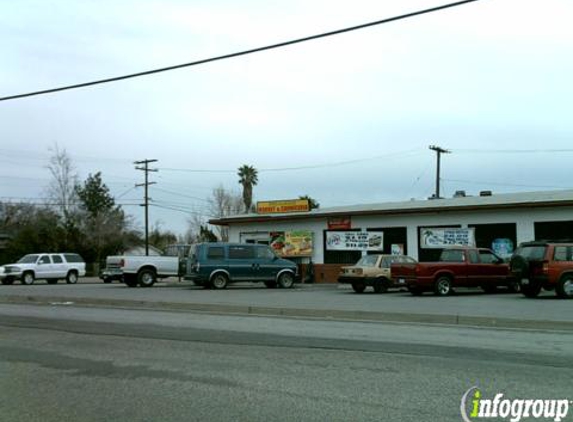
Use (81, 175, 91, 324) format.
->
(210, 190, 573, 283)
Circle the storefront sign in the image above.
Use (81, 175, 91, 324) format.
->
(257, 199, 310, 214)
(327, 216, 351, 230)
(326, 231, 384, 251)
(420, 227, 475, 248)
(270, 230, 313, 257)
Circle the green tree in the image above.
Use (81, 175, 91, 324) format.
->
(237, 165, 258, 213)
(75, 172, 132, 270)
(299, 195, 320, 210)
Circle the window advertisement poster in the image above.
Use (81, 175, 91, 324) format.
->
(491, 238, 514, 259)
(270, 231, 313, 257)
(326, 231, 384, 251)
(420, 227, 476, 248)
(391, 244, 404, 255)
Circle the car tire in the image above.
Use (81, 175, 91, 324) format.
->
(556, 275, 573, 299)
(138, 269, 156, 287)
(211, 273, 228, 290)
(103, 277, 112, 284)
(66, 271, 78, 284)
(351, 281, 366, 293)
(21, 272, 35, 285)
(124, 275, 138, 288)
(373, 279, 388, 293)
(434, 276, 452, 296)
(277, 272, 294, 289)
(47, 279, 58, 285)
(521, 282, 542, 298)
(264, 281, 277, 288)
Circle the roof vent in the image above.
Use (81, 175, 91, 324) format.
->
(479, 190, 493, 197)
(453, 190, 466, 198)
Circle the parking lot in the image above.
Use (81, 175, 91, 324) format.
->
(1, 277, 570, 331)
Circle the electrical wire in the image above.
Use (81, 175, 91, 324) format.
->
(0, 0, 480, 102)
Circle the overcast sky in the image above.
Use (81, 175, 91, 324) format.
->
(1, 0, 572, 235)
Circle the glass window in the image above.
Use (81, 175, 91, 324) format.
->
(355, 255, 379, 267)
(64, 254, 84, 263)
(229, 246, 255, 259)
(440, 249, 465, 262)
(256, 246, 275, 260)
(479, 251, 498, 264)
(468, 250, 480, 264)
(51, 255, 63, 264)
(514, 246, 546, 260)
(39, 255, 51, 264)
(17, 254, 39, 264)
(553, 246, 571, 262)
(207, 247, 225, 260)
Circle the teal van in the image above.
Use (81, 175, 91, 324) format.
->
(185, 243, 298, 289)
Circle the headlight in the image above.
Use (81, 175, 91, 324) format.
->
(5, 266, 18, 274)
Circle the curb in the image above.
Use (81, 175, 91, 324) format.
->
(1, 295, 571, 331)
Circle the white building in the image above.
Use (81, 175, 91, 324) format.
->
(210, 190, 573, 282)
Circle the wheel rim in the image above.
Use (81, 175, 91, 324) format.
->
(141, 272, 154, 285)
(564, 279, 573, 296)
(280, 274, 294, 288)
(23, 273, 34, 285)
(68, 273, 77, 283)
(213, 275, 226, 288)
(437, 279, 450, 295)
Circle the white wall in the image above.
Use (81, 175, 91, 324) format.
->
(226, 206, 573, 262)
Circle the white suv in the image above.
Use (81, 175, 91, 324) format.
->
(0, 253, 86, 285)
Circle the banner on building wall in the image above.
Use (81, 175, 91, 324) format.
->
(420, 227, 476, 248)
(327, 216, 351, 230)
(326, 231, 384, 251)
(270, 231, 313, 257)
(257, 199, 309, 214)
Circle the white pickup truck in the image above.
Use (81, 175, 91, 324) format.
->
(101, 245, 191, 287)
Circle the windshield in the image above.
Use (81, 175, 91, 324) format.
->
(355, 255, 379, 267)
(514, 245, 546, 260)
(17, 254, 39, 264)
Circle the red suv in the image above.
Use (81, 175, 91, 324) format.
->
(509, 241, 573, 298)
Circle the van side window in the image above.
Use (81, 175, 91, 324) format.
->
(256, 247, 275, 260)
(207, 247, 225, 260)
(229, 246, 255, 259)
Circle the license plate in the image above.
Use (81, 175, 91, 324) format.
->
(398, 278, 405, 284)
(521, 278, 529, 285)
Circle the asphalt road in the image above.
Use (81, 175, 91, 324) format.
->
(1, 304, 572, 422)
(0, 278, 571, 330)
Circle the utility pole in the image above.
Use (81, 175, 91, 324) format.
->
(429, 145, 450, 199)
(134, 159, 158, 256)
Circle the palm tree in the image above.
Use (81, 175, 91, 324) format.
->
(237, 165, 258, 213)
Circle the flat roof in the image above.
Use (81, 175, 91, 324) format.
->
(209, 189, 573, 225)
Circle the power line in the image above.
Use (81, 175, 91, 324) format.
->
(0, 0, 480, 102)
(159, 149, 423, 174)
(453, 148, 573, 154)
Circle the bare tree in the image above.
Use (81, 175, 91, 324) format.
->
(207, 185, 242, 241)
(46, 144, 79, 222)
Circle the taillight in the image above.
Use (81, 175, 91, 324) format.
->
(542, 261, 549, 274)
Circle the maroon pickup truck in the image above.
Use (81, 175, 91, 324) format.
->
(391, 247, 518, 296)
